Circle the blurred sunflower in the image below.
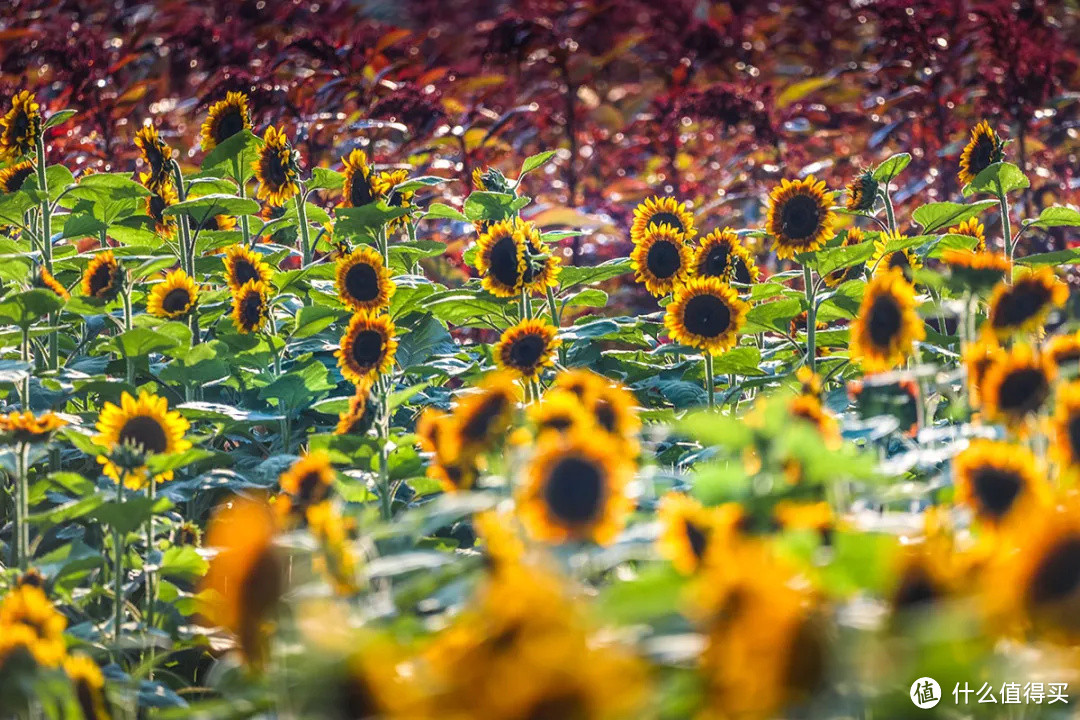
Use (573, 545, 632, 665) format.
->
(889, 522, 964, 619)
(630, 195, 696, 243)
(658, 493, 717, 574)
(518, 434, 634, 544)
(868, 231, 921, 282)
(307, 502, 360, 595)
(789, 394, 841, 449)
(958, 120, 1005, 186)
(947, 217, 987, 251)
(95, 390, 191, 488)
(494, 318, 561, 380)
(631, 223, 691, 296)
(954, 440, 1046, 527)
(474, 219, 525, 297)
(850, 268, 925, 373)
(693, 227, 760, 284)
(528, 388, 594, 438)
(822, 228, 867, 288)
(766, 175, 836, 260)
(146, 269, 198, 319)
(199, 91, 251, 152)
(202, 214, 237, 232)
(962, 337, 1002, 409)
(223, 244, 273, 292)
(277, 451, 335, 524)
(1047, 331, 1080, 371)
(844, 170, 878, 213)
(451, 372, 518, 457)
(336, 311, 397, 382)
(0, 159, 34, 193)
(665, 276, 749, 354)
(980, 344, 1054, 428)
(202, 495, 283, 667)
(417, 407, 479, 492)
(941, 249, 1010, 292)
(334, 245, 395, 312)
(1052, 382, 1080, 469)
(141, 173, 178, 239)
(64, 655, 111, 720)
(986, 267, 1067, 340)
(516, 218, 562, 293)
(0, 585, 66, 667)
(32, 266, 69, 300)
(134, 124, 173, 191)
(336, 377, 376, 435)
(773, 501, 834, 539)
(796, 366, 822, 398)
(553, 368, 641, 444)
(0, 410, 66, 444)
(230, 279, 270, 334)
(81, 250, 122, 302)
(0, 91, 41, 159)
(373, 168, 414, 231)
(253, 126, 300, 206)
(340, 148, 377, 208)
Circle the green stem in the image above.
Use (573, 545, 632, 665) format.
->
(377, 377, 392, 521)
(113, 477, 125, 643)
(122, 291, 134, 385)
(704, 352, 715, 410)
(99, 228, 108, 250)
(882, 188, 897, 234)
(296, 192, 312, 267)
(545, 285, 567, 366)
(998, 183, 1014, 270)
(36, 135, 59, 373)
(20, 327, 31, 410)
(803, 264, 817, 373)
(171, 161, 195, 277)
(15, 443, 29, 570)
(145, 478, 156, 632)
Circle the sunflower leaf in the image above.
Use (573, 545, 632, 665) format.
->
(308, 167, 345, 192)
(963, 161, 1029, 197)
(463, 191, 519, 222)
(163, 194, 259, 223)
(0, 289, 65, 328)
(1025, 205, 1080, 229)
(422, 203, 468, 222)
(911, 199, 998, 233)
(201, 129, 263, 183)
(872, 152, 911, 183)
(519, 150, 557, 177)
(42, 108, 76, 130)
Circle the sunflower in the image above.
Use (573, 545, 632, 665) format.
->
(0, 159, 34, 193)
(868, 231, 921, 282)
(958, 120, 1005, 186)
(474, 219, 526, 297)
(200, 91, 252, 152)
(64, 655, 111, 720)
(981, 344, 1054, 428)
(230, 279, 271, 334)
(822, 227, 867, 288)
(147, 269, 198, 319)
(0, 411, 66, 445)
(373, 168, 414, 231)
(954, 440, 1046, 527)
(81, 250, 122, 302)
(528, 389, 594, 438)
(630, 195, 696, 244)
(95, 390, 191, 488)
(694, 227, 756, 283)
(253, 126, 300, 206)
(494, 318, 561, 380)
(1048, 331, 1080, 372)
(665, 276, 749, 354)
(202, 214, 238, 232)
(773, 501, 834, 539)
(277, 451, 336, 524)
(306, 502, 360, 595)
(32, 265, 69, 300)
(796, 366, 822, 398)
(553, 368, 641, 443)
(334, 245, 395, 312)
(450, 372, 519, 458)
(142, 173, 178, 239)
(850, 268, 925, 373)
(766, 175, 836, 260)
(789, 394, 841, 449)
(340, 148, 377, 208)
(336, 378, 376, 435)
(658, 493, 717, 574)
(889, 540, 962, 618)
(417, 408, 479, 493)
(963, 337, 1002, 409)
(201, 495, 283, 667)
(519, 432, 634, 545)
(134, 124, 173, 191)
(336, 311, 397, 382)
(941, 249, 1011, 291)
(223, 244, 273, 292)
(1052, 382, 1080, 470)
(844, 170, 878, 213)
(0, 585, 67, 667)
(0, 91, 41, 160)
(986, 267, 1067, 340)
(947, 217, 987, 251)
(631, 223, 692, 296)
(516, 217, 562, 293)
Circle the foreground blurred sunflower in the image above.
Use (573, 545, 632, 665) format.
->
(199, 91, 251, 152)
(202, 495, 283, 667)
(306, 502, 360, 595)
(850, 268, 925, 373)
(962, 337, 1002, 409)
(516, 217, 562, 293)
(528, 388, 594, 438)
(340, 148, 377, 208)
(844, 170, 878, 213)
(0, 585, 66, 667)
(81, 250, 122, 302)
(134, 124, 173, 191)
(335, 245, 395, 312)
(519, 434, 634, 544)
(958, 120, 1005, 186)
(789, 394, 841, 449)
(417, 407, 479, 492)
(141, 173, 178, 239)
(230, 279, 270, 334)
(0, 91, 41, 159)
(868, 231, 921, 282)
(373, 168, 414, 231)
(766, 175, 836, 260)
(693, 227, 760, 284)
(336, 311, 397, 382)
(32, 266, 69, 300)
(822, 228, 867, 288)
(665, 276, 749, 354)
(277, 450, 335, 525)
(336, 377, 376, 435)
(888, 512, 968, 619)
(223, 244, 273, 292)
(494, 318, 561, 380)
(253, 126, 300, 206)
(95, 390, 191, 488)
(1052, 382, 1080, 470)
(658, 493, 717, 574)
(64, 655, 111, 720)
(147, 269, 198, 319)
(947, 217, 987, 251)
(941, 249, 1010, 291)
(631, 223, 691, 296)
(553, 368, 641, 444)
(986, 267, 1067, 340)
(980, 344, 1054, 428)
(1048, 331, 1080, 372)
(0, 159, 34, 193)
(954, 440, 1046, 527)
(451, 372, 519, 457)
(630, 195, 696, 244)
(474, 219, 526, 297)
(0, 410, 66, 444)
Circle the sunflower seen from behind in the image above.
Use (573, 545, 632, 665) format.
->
(0, 91, 41, 160)
(494, 318, 561, 381)
(147, 269, 198, 319)
(958, 120, 1005, 186)
(200, 91, 251, 152)
(844, 169, 878, 213)
(954, 440, 1047, 528)
(941, 249, 1010, 292)
(334, 245, 394, 312)
(340, 148, 377, 208)
(82, 250, 123, 302)
(0, 159, 34, 193)
(141, 173, 178, 239)
(766, 175, 836, 260)
(253, 126, 300, 206)
(95, 390, 191, 489)
(980, 343, 1054, 429)
(336, 310, 397, 382)
(134, 124, 173, 191)
(223, 244, 273, 292)
(230, 279, 271, 334)
(474, 219, 526, 298)
(850, 268, 925, 373)
(986, 267, 1067, 340)
(665, 276, 749, 354)
(631, 223, 692, 296)
(630, 195, 696, 244)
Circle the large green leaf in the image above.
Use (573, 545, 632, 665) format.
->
(201, 129, 263, 182)
(872, 152, 911, 183)
(911, 200, 997, 233)
(0, 289, 64, 328)
(163, 194, 259, 223)
(1026, 206, 1080, 229)
(964, 161, 1029, 197)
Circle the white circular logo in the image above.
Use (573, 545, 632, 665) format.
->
(910, 677, 942, 709)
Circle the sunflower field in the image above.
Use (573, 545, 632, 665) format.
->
(3, 1, 1080, 719)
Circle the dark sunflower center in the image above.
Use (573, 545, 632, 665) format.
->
(344, 262, 380, 302)
(349, 173, 376, 207)
(149, 194, 169, 223)
(683, 294, 731, 338)
(489, 235, 522, 288)
(161, 287, 191, 313)
(784, 617, 827, 698)
(89, 263, 114, 296)
(350, 330, 385, 368)
(543, 415, 574, 432)
(970, 137, 997, 176)
(886, 252, 912, 280)
(1029, 535, 1080, 607)
(237, 548, 283, 662)
(1068, 416, 1080, 458)
(118, 416, 169, 454)
(507, 334, 547, 369)
(75, 682, 100, 720)
(970, 466, 1022, 518)
(147, 146, 165, 178)
(893, 565, 939, 611)
(780, 194, 821, 241)
(239, 292, 264, 328)
(262, 151, 290, 189)
(13, 111, 30, 138)
(215, 109, 245, 144)
(296, 471, 325, 507)
(524, 692, 589, 720)
(646, 239, 682, 279)
(993, 282, 1051, 329)
(685, 520, 708, 559)
(233, 259, 259, 286)
(543, 456, 604, 525)
(3, 165, 33, 193)
(340, 671, 380, 719)
(386, 188, 405, 208)
(594, 399, 616, 433)
(732, 256, 753, 284)
(997, 368, 1048, 414)
(700, 244, 730, 277)
(647, 212, 684, 234)
(461, 394, 508, 442)
(867, 295, 902, 348)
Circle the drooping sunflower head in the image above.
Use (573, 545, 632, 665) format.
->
(32, 265, 69, 301)
(335, 378, 376, 436)
(958, 120, 1005, 186)
(631, 223, 692, 296)
(0, 159, 35, 193)
(223, 244, 274, 292)
(0, 585, 67, 667)
(81, 250, 123, 302)
(474, 219, 526, 297)
(869, 231, 922, 283)
(277, 450, 336, 524)
(665, 275, 749, 355)
(141, 172, 178, 239)
(630, 195, 696, 244)
(95, 390, 191, 488)
(519, 433, 634, 545)
(450, 371, 520, 457)
(658, 493, 717, 574)
(963, 336, 1002, 409)
(822, 227, 867, 288)
(340, 148, 377, 209)
(134, 123, 173, 191)
(494, 318, 561, 380)
(0, 410, 66, 445)
(941, 249, 1011, 292)
(254, 126, 300, 206)
(844, 170, 878, 213)
(147, 269, 198, 319)
(987, 267, 1068, 340)
(947, 217, 987, 251)
(516, 217, 561, 293)
(954, 440, 1046, 527)
(373, 168, 415, 230)
(230, 279, 271, 335)
(64, 654, 111, 720)
(981, 344, 1054, 428)
(200, 91, 252, 152)
(334, 245, 395, 312)
(850, 268, 925, 373)
(335, 310, 397, 382)
(766, 175, 836, 260)
(0, 91, 41, 160)
(528, 388, 595, 438)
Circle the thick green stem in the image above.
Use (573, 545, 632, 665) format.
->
(803, 265, 817, 373)
(122, 291, 134, 385)
(998, 183, 1014, 270)
(20, 327, 31, 410)
(377, 376, 392, 521)
(145, 478, 156, 631)
(113, 478, 125, 643)
(296, 193, 313, 267)
(882, 188, 897, 234)
(545, 285, 567, 366)
(171, 161, 195, 277)
(704, 352, 715, 410)
(15, 443, 29, 570)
